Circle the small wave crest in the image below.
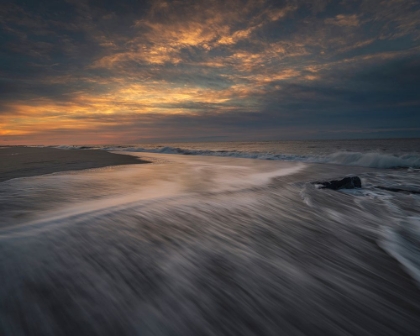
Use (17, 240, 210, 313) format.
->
(50, 145, 420, 169)
(110, 146, 420, 169)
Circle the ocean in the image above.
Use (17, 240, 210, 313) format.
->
(58, 138, 420, 168)
(1, 139, 420, 335)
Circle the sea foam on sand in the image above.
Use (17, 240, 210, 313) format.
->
(1, 151, 420, 335)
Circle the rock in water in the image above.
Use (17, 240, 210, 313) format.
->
(313, 176, 362, 190)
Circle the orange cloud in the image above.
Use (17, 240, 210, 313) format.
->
(92, 1, 296, 69)
(325, 14, 359, 27)
(3, 0, 419, 144)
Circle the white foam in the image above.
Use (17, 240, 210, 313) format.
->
(380, 217, 420, 287)
(46, 144, 420, 169)
(105, 147, 420, 169)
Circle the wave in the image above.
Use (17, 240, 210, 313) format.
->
(324, 152, 420, 169)
(379, 217, 420, 287)
(3, 146, 420, 334)
(50, 145, 420, 169)
(109, 146, 420, 169)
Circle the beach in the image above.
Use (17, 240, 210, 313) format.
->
(1, 145, 420, 335)
(0, 146, 148, 183)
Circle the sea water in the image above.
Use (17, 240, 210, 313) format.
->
(1, 139, 420, 335)
(57, 138, 420, 169)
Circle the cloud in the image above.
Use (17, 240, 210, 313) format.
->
(325, 14, 359, 27)
(0, 0, 420, 144)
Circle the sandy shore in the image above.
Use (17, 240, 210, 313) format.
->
(0, 146, 148, 183)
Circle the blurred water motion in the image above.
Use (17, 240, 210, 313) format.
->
(1, 153, 420, 335)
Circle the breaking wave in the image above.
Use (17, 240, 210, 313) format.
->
(68, 145, 420, 169)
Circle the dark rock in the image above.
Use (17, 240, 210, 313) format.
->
(313, 176, 362, 190)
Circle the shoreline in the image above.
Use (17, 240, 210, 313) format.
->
(1, 146, 420, 334)
(0, 146, 149, 183)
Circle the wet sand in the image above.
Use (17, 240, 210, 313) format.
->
(1, 152, 420, 335)
(0, 146, 149, 183)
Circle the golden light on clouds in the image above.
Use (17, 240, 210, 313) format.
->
(1, 0, 419, 143)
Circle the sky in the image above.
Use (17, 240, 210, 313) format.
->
(1, 0, 420, 144)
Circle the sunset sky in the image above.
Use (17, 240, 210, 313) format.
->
(1, 0, 419, 144)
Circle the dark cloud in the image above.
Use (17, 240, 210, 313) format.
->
(1, 0, 419, 144)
